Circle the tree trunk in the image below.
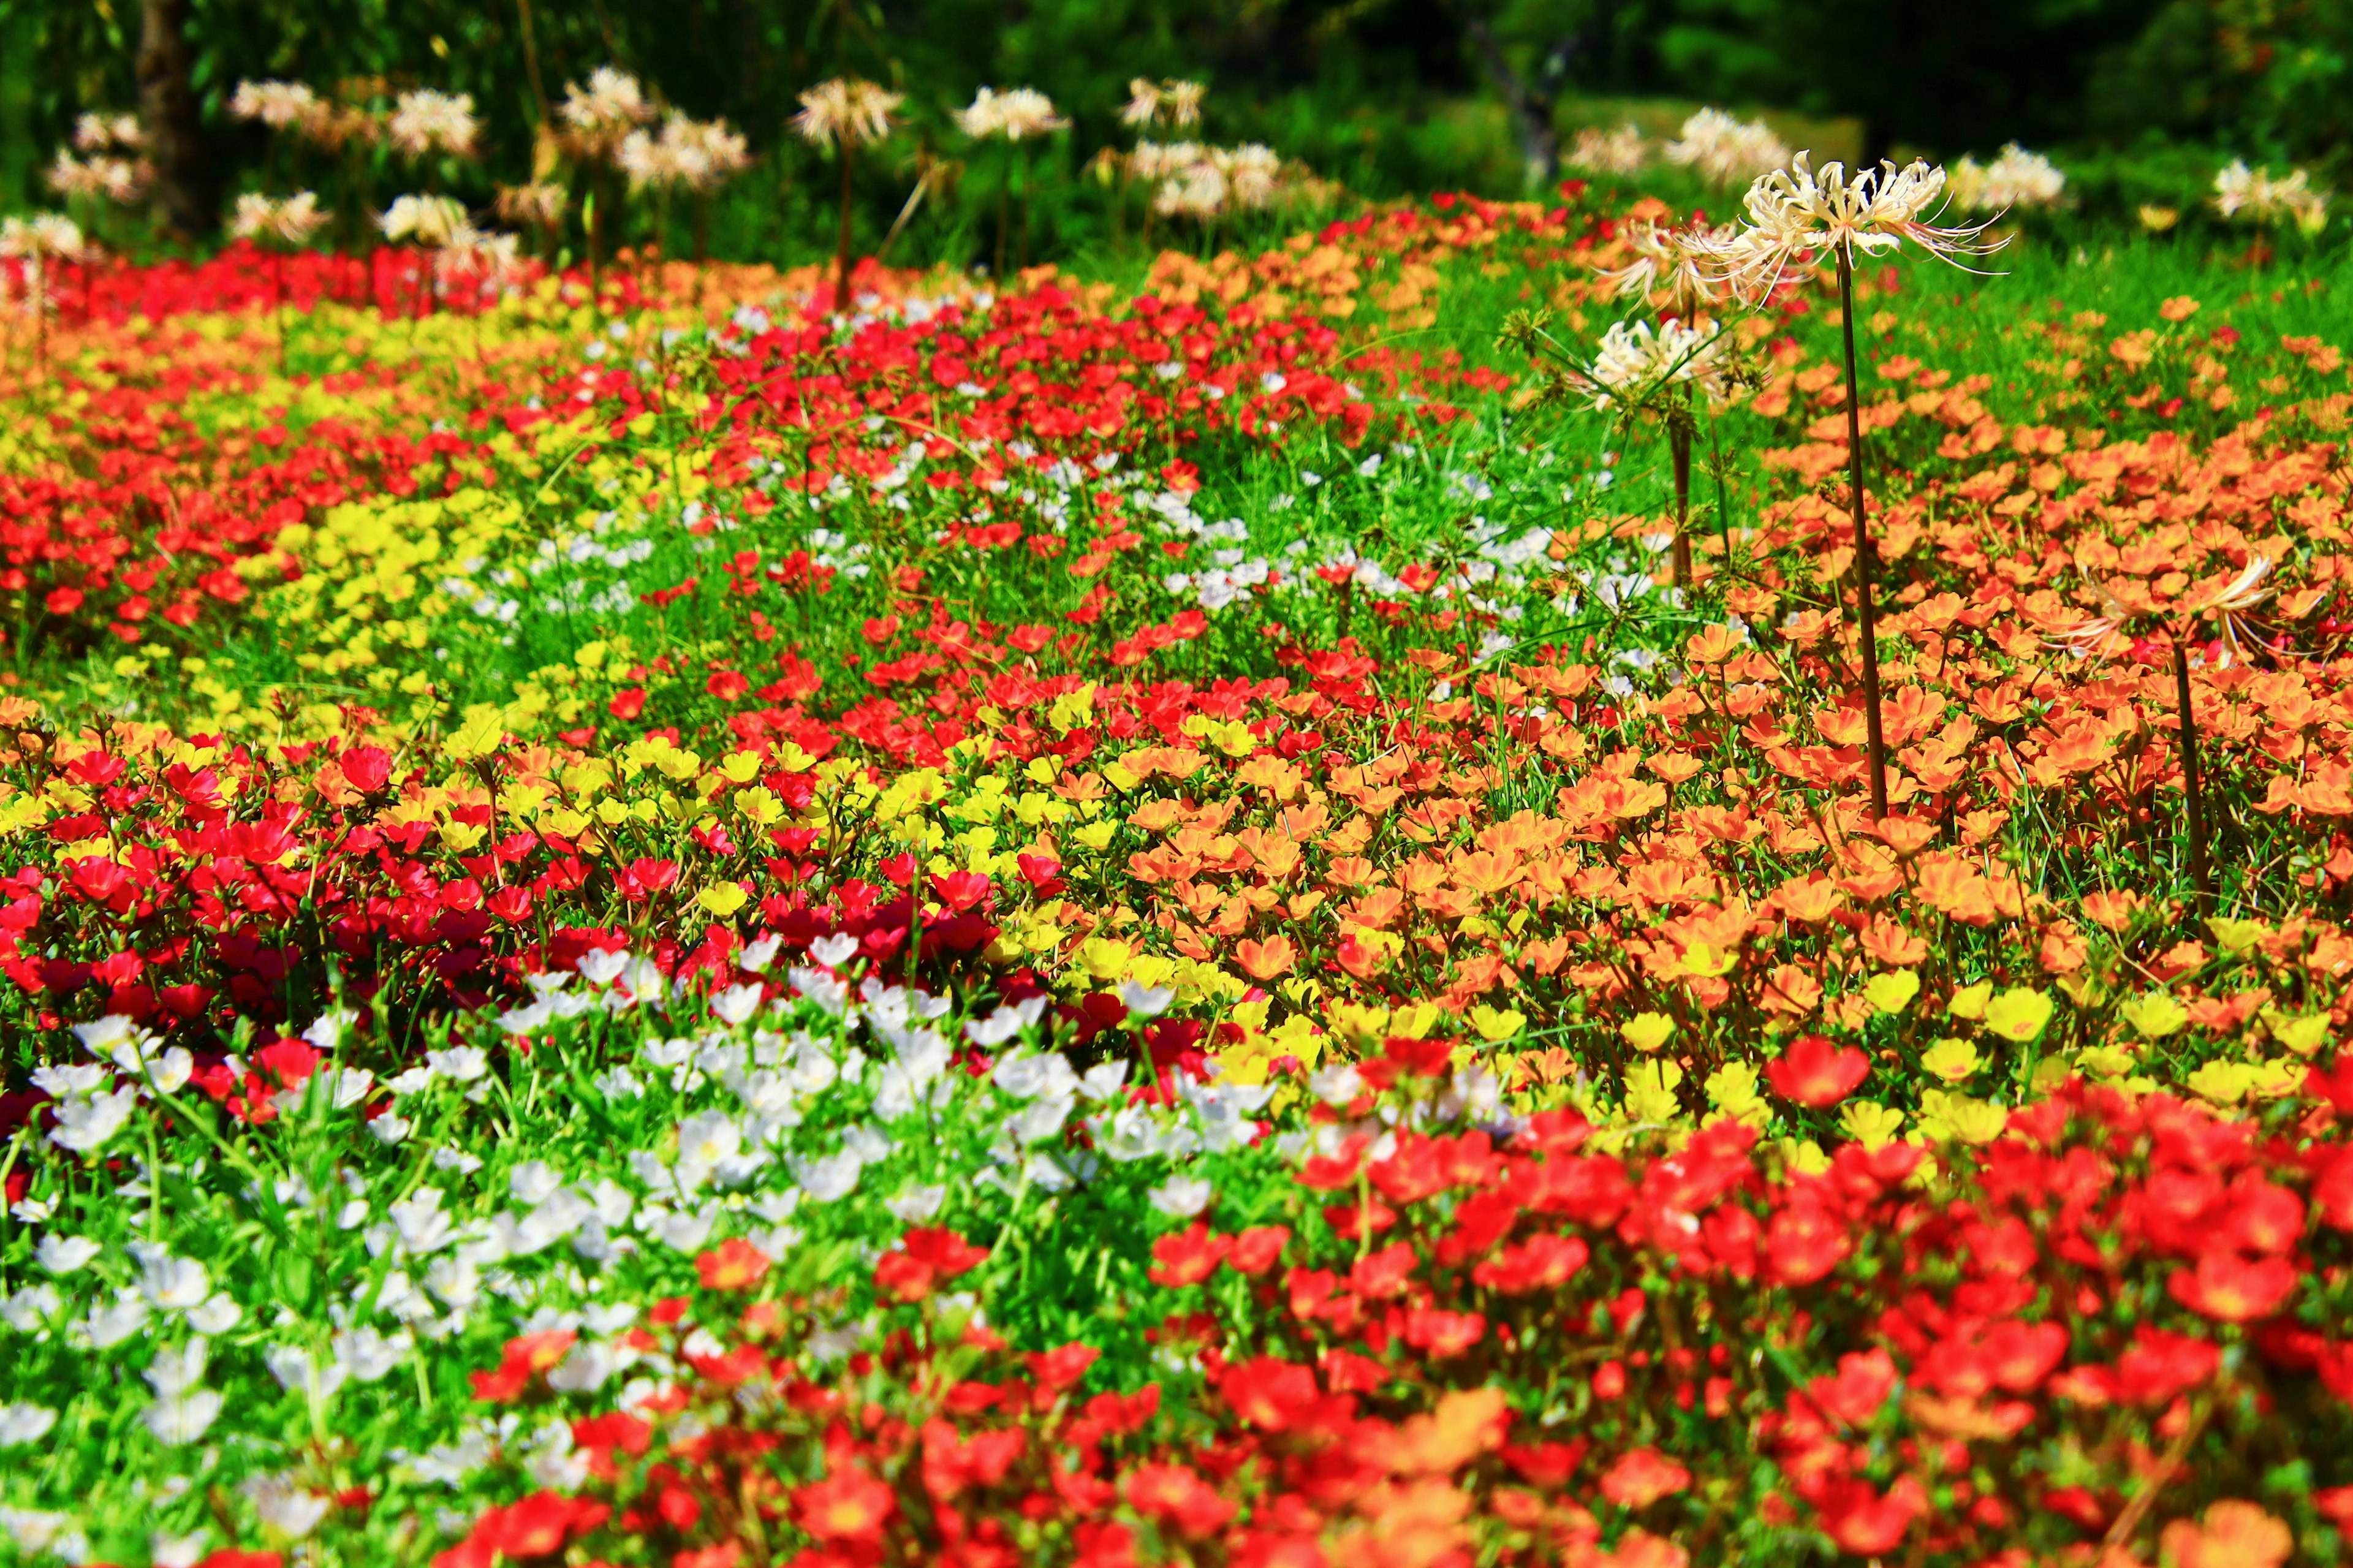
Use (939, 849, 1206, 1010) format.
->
(1459, 11, 1578, 189)
(137, 0, 216, 241)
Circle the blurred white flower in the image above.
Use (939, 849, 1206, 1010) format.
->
(1947, 143, 2067, 212)
(1663, 107, 1790, 187)
(35, 1235, 99, 1274)
(387, 89, 478, 159)
(791, 78, 901, 151)
(241, 1474, 332, 1540)
(0, 1403, 58, 1449)
(50, 1087, 137, 1153)
(1146, 1174, 1214, 1219)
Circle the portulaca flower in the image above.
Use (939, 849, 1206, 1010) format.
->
(0, 1403, 58, 1449)
(1148, 1174, 1214, 1219)
(241, 1474, 331, 1540)
(36, 1235, 98, 1274)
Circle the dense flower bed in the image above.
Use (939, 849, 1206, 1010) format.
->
(3, 188, 2353, 1567)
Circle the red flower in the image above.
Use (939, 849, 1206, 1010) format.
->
(1812, 1474, 1927, 1556)
(1400, 1308, 1485, 1357)
(1150, 1222, 1229, 1287)
(694, 1237, 771, 1292)
(1225, 1224, 1290, 1275)
(2167, 1249, 2299, 1323)
(795, 1467, 896, 1543)
(1764, 1034, 1870, 1107)
(874, 1226, 989, 1303)
(1599, 1447, 1692, 1509)
(1764, 1193, 1852, 1285)
(1126, 1463, 1235, 1538)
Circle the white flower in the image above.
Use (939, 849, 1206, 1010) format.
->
(185, 1294, 242, 1335)
(558, 66, 654, 142)
(1663, 107, 1792, 187)
(0, 1403, 58, 1449)
(795, 1152, 863, 1202)
(547, 1338, 620, 1393)
(1080, 1060, 1131, 1100)
(646, 1207, 718, 1252)
(1567, 123, 1650, 177)
(1719, 152, 2003, 300)
(711, 983, 763, 1026)
(0, 1509, 73, 1555)
(265, 1343, 350, 1404)
(131, 1246, 211, 1312)
(738, 933, 784, 972)
(578, 948, 630, 987)
(378, 192, 468, 247)
(241, 1475, 332, 1540)
(2, 1283, 62, 1331)
(36, 1235, 99, 1274)
(150, 1532, 208, 1568)
(387, 89, 478, 159)
(1947, 143, 2067, 213)
(790, 77, 901, 151)
(1309, 1063, 1365, 1105)
(230, 79, 319, 129)
(390, 1188, 456, 1255)
(33, 1063, 108, 1098)
(86, 1292, 150, 1348)
(618, 955, 667, 1003)
(1147, 1174, 1214, 1219)
(230, 191, 329, 247)
(1117, 980, 1174, 1018)
(332, 1325, 412, 1382)
(958, 86, 1066, 142)
(1006, 1096, 1075, 1145)
(387, 1065, 438, 1097)
(427, 1045, 490, 1083)
(674, 1111, 744, 1189)
(1578, 316, 1737, 413)
(993, 1050, 1080, 1100)
(369, 1112, 414, 1145)
(885, 1184, 945, 1222)
(510, 1161, 564, 1205)
(809, 932, 859, 969)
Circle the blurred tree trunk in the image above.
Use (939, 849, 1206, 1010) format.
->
(137, 0, 217, 240)
(1455, 6, 1582, 190)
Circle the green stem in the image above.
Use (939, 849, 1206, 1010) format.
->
(1836, 249, 1889, 821)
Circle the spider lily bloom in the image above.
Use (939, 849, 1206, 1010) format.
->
(2211, 159, 2331, 237)
(959, 88, 1068, 274)
(378, 194, 469, 248)
(1664, 107, 1790, 188)
(559, 66, 655, 150)
(229, 191, 328, 248)
(1596, 217, 1741, 317)
(1722, 151, 2005, 819)
(2049, 553, 2285, 915)
(1947, 144, 2067, 213)
(229, 80, 319, 131)
(793, 77, 903, 311)
(1568, 123, 1650, 177)
(494, 181, 569, 232)
(72, 111, 145, 151)
(387, 89, 479, 161)
(1121, 77, 1203, 131)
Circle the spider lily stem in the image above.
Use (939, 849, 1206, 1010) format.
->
(2172, 637, 2213, 915)
(1669, 420, 1694, 591)
(835, 142, 857, 313)
(1835, 249, 1889, 820)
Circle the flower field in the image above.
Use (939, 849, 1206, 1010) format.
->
(6, 182, 2353, 1568)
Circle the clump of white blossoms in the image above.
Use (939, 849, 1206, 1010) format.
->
(230, 191, 328, 247)
(1121, 77, 1205, 131)
(2211, 159, 2331, 235)
(229, 79, 320, 131)
(1715, 151, 2003, 301)
(47, 114, 150, 208)
(1598, 216, 1741, 317)
(378, 193, 470, 248)
(1567, 123, 1650, 177)
(1664, 107, 1792, 188)
(1947, 143, 2067, 212)
(1578, 316, 1737, 412)
(791, 77, 903, 152)
(559, 65, 657, 157)
(957, 86, 1069, 142)
(618, 115, 751, 193)
(387, 89, 479, 161)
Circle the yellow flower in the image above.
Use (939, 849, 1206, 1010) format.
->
(2262, 1009, 2332, 1056)
(1624, 1059, 1684, 1126)
(438, 819, 488, 854)
(1779, 1138, 1832, 1178)
(1389, 1002, 1444, 1040)
(735, 787, 784, 827)
(717, 751, 760, 785)
(2186, 1059, 2256, 1105)
(1915, 1089, 2007, 1146)
(1705, 1061, 1769, 1129)
(1072, 819, 1118, 853)
(1620, 1012, 1676, 1053)
(1863, 970, 1920, 1014)
(1920, 1037, 1979, 1083)
(2207, 917, 2267, 955)
(1078, 937, 1132, 982)
(1047, 683, 1097, 734)
(1331, 1001, 1391, 1048)
(1838, 1100, 1908, 1153)
(1946, 980, 1992, 1020)
(2118, 993, 2188, 1040)
(1982, 987, 2053, 1043)
(1469, 1004, 1526, 1043)
(697, 882, 749, 918)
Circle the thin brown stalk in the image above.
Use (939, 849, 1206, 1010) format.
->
(834, 143, 857, 312)
(1669, 420, 1694, 591)
(2172, 638, 2213, 915)
(1835, 249, 1889, 820)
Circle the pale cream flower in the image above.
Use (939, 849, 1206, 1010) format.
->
(1947, 143, 2067, 212)
(494, 181, 569, 229)
(387, 89, 479, 160)
(230, 191, 328, 246)
(1567, 124, 1649, 177)
(1164, 80, 1205, 127)
(1597, 218, 1741, 314)
(1664, 108, 1790, 188)
(559, 66, 656, 145)
(1578, 316, 1737, 412)
(377, 193, 469, 248)
(1120, 78, 1164, 128)
(229, 81, 320, 131)
(1719, 152, 2003, 300)
(791, 77, 901, 151)
(0, 214, 87, 261)
(2212, 159, 2330, 235)
(960, 86, 1066, 142)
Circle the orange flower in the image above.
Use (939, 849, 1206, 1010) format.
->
(1598, 1447, 1692, 1509)
(694, 1237, 771, 1292)
(1235, 934, 1296, 980)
